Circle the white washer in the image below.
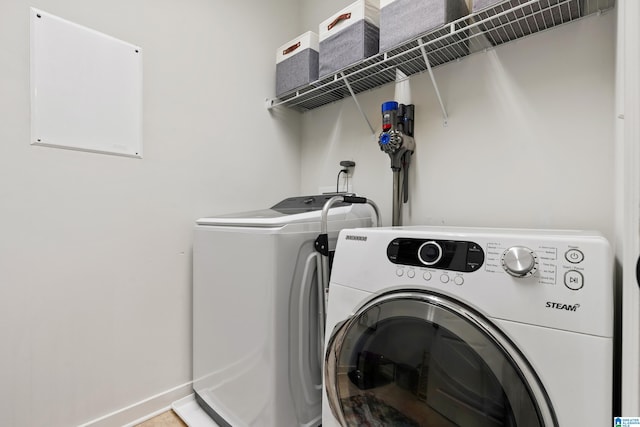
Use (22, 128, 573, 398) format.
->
(192, 195, 375, 427)
(323, 226, 613, 427)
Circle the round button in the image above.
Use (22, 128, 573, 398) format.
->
(396, 268, 404, 277)
(407, 270, 415, 278)
(440, 274, 450, 284)
(418, 241, 443, 266)
(564, 270, 584, 290)
(423, 272, 432, 281)
(501, 246, 538, 277)
(454, 276, 464, 286)
(565, 249, 584, 264)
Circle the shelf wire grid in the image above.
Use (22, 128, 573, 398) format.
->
(272, 0, 615, 112)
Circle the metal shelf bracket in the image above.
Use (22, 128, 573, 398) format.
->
(340, 72, 377, 136)
(419, 37, 449, 127)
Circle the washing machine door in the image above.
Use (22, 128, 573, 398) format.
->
(325, 291, 558, 427)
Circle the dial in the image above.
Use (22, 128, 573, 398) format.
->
(418, 241, 443, 266)
(501, 246, 538, 277)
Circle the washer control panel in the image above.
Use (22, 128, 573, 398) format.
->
(387, 238, 484, 272)
(485, 242, 589, 291)
(333, 228, 612, 337)
(386, 237, 593, 292)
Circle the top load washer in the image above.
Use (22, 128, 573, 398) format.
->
(323, 226, 613, 427)
(192, 195, 375, 427)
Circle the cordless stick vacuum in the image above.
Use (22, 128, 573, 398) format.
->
(379, 101, 415, 226)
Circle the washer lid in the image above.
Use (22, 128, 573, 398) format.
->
(196, 194, 354, 227)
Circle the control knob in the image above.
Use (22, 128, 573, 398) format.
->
(501, 246, 538, 278)
(418, 241, 443, 266)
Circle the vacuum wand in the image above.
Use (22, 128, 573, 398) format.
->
(378, 101, 415, 226)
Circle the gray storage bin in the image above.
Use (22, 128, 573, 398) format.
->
(275, 32, 319, 98)
(319, 0, 380, 79)
(473, 0, 583, 46)
(380, 0, 468, 53)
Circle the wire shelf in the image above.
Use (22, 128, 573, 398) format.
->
(268, 0, 615, 112)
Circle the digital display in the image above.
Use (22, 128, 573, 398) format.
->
(387, 238, 484, 272)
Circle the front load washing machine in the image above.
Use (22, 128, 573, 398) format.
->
(323, 227, 613, 426)
(192, 195, 375, 427)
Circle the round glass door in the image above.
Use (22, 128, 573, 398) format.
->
(324, 291, 557, 427)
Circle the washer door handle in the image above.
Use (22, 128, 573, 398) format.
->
(636, 254, 640, 289)
(298, 252, 323, 406)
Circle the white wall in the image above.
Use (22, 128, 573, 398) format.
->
(0, 0, 300, 426)
(299, 8, 616, 243)
(0, 0, 619, 425)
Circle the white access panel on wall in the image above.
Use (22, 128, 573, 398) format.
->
(30, 8, 142, 158)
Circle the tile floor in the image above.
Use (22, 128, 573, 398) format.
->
(135, 410, 186, 427)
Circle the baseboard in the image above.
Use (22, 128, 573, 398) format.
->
(78, 381, 193, 427)
(172, 394, 219, 426)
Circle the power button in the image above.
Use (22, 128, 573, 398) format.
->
(565, 249, 584, 264)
